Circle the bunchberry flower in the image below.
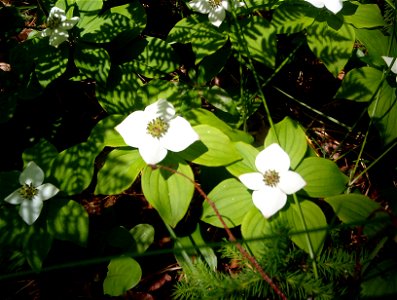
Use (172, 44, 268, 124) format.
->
(382, 56, 397, 82)
(40, 7, 79, 48)
(4, 162, 59, 225)
(188, 0, 245, 27)
(304, 0, 343, 14)
(239, 143, 306, 218)
(115, 99, 199, 165)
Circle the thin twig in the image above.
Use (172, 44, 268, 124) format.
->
(152, 164, 288, 300)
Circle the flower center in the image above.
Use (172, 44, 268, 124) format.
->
(146, 117, 170, 139)
(19, 183, 38, 200)
(263, 170, 280, 187)
(48, 16, 62, 29)
(208, 0, 222, 8)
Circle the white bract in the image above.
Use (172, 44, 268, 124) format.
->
(115, 99, 199, 165)
(40, 7, 79, 48)
(382, 56, 397, 82)
(4, 162, 59, 225)
(304, 0, 343, 14)
(239, 143, 306, 218)
(188, 0, 245, 27)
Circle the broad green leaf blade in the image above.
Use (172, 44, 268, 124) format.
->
(74, 46, 111, 84)
(226, 142, 259, 177)
(51, 142, 100, 194)
(271, 2, 317, 34)
(95, 149, 145, 195)
(307, 21, 355, 77)
(22, 139, 58, 178)
(175, 224, 217, 271)
(343, 3, 385, 29)
(79, 2, 146, 43)
(355, 29, 390, 67)
(361, 260, 397, 298)
(88, 115, 127, 147)
(324, 194, 381, 225)
(264, 116, 307, 169)
(46, 199, 89, 247)
(184, 108, 253, 143)
(336, 67, 383, 102)
(129, 224, 155, 254)
(167, 14, 203, 44)
(141, 154, 194, 227)
(286, 200, 327, 255)
(178, 125, 241, 167)
(229, 16, 276, 68)
(128, 37, 179, 78)
(368, 82, 397, 146)
(103, 256, 142, 296)
(296, 157, 348, 198)
(241, 207, 288, 258)
(202, 178, 254, 228)
(197, 44, 231, 84)
(23, 226, 53, 272)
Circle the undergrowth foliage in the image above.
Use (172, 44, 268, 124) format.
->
(1, 0, 397, 299)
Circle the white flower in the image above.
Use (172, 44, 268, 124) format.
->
(239, 144, 306, 218)
(188, 0, 245, 27)
(115, 99, 199, 165)
(382, 56, 397, 82)
(4, 162, 59, 225)
(40, 7, 79, 48)
(304, 0, 343, 14)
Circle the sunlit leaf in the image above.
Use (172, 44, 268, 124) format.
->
(226, 142, 259, 177)
(129, 224, 155, 254)
(47, 199, 89, 247)
(286, 200, 327, 255)
(75, 46, 111, 84)
(23, 225, 53, 272)
(178, 125, 241, 167)
(264, 116, 307, 169)
(103, 256, 142, 296)
(202, 178, 254, 228)
(95, 149, 145, 195)
(141, 154, 194, 227)
(343, 3, 385, 29)
(296, 157, 348, 198)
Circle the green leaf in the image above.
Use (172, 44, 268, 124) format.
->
(336, 67, 383, 102)
(46, 199, 89, 247)
(184, 108, 253, 143)
(361, 260, 397, 298)
(226, 142, 259, 177)
(167, 14, 203, 44)
(271, 2, 317, 34)
(141, 154, 195, 227)
(343, 2, 385, 29)
(296, 157, 348, 198)
(129, 224, 155, 254)
(51, 142, 100, 194)
(22, 139, 58, 178)
(368, 82, 397, 146)
(229, 16, 276, 68)
(307, 21, 355, 76)
(324, 194, 381, 225)
(197, 44, 231, 84)
(75, 46, 111, 84)
(78, 1, 146, 43)
(202, 86, 238, 116)
(355, 29, 390, 67)
(175, 224, 217, 271)
(177, 124, 241, 167)
(286, 200, 327, 255)
(128, 36, 179, 78)
(264, 117, 307, 169)
(88, 115, 127, 147)
(23, 226, 53, 272)
(95, 149, 145, 195)
(201, 178, 254, 228)
(103, 256, 142, 296)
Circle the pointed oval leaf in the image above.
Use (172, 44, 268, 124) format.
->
(178, 125, 242, 167)
(264, 116, 307, 169)
(286, 200, 327, 255)
(296, 157, 348, 198)
(103, 256, 142, 296)
(226, 142, 259, 177)
(141, 154, 194, 227)
(129, 223, 155, 254)
(95, 149, 145, 195)
(202, 178, 254, 228)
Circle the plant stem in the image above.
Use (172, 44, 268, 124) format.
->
(292, 194, 319, 279)
(154, 164, 288, 300)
